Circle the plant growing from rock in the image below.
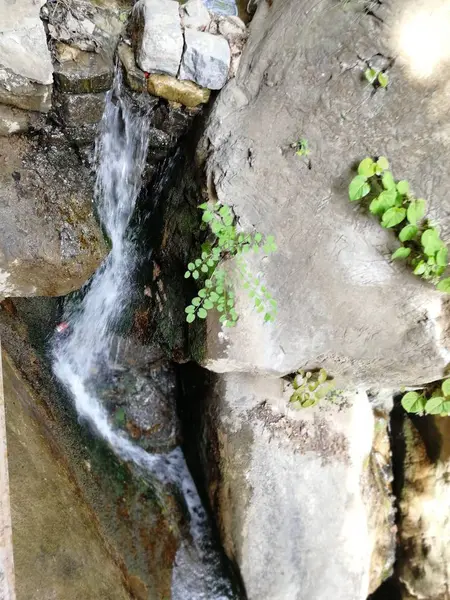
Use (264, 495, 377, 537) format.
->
(289, 368, 335, 408)
(184, 202, 277, 327)
(364, 67, 389, 88)
(349, 157, 450, 292)
(401, 379, 450, 416)
(293, 138, 310, 158)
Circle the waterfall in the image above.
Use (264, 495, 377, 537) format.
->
(52, 73, 236, 599)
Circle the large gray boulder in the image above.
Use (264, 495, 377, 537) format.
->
(199, 0, 450, 387)
(197, 373, 395, 600)
(0, 0, 53, 112)
(135, 0, 184, 77)
(0, 132, 107, 298)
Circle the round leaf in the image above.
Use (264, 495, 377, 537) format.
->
(401, 391, 425, 413)
(349, 175, 370, 201)
(437, 278, 450, 293)
(184, 271, 191, 279)
(192, 297, 201, 306)
(442, 379, 450, 397)
(425, 396, 445, 415)
(413, 261, 426, 275)
(396, 180, 409, 195)
(381, 207, 406, 228)
(377, 72, 388, 88)
(407, 199, 426, 225)
(377, 156, 389, 171)
(188, 263, 195, 271)
(392, 247, 411, 260)
(358, 158, 375, 177)
(185, 305, 195, 313)
(382, 171, 395, 190)
(192, 270, 199, 280)
(399, 224, 418, 242)
(186, 313, 195, 323)
(421, 229, 443, 256)
(436, 247, 448, 267)
(204, 299, 214, 310)
(197, 308, 207, 319)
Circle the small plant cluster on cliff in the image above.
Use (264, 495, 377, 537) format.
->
(289, 368, 335, 409)
(402, 379, 450, 416)
(349, 157, 450, 292)
(184, 202, 277, 327)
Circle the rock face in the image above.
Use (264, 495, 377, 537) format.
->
(396, 414, 450, 600)
(135, 0, 184, 77)
(191, 371, 396, 600)
(0, 132, 107, 297)
(180, 0, 211, 31)
(180, 29, 231, 89)
(0, 0, 53, 112)
(199, 0, 450, 387)
(4, 351, 131, 600)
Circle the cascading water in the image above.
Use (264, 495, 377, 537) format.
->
(52, 73, 237, 599)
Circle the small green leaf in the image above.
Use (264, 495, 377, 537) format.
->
(254, 233, 262, 243)
(436, 247, 448, 267)
(396, 180, 409, 195)
(185, 305, 195, 313)
(378, 188, 397, 208)
(204, 299, 214, 310)
(401, 391, 426, 413)
(205, 280, 213, 288)
(192, 297, 201, 306)
(437, 278, 450, 293)
(349, 175, 370, 201)
(425, 396, 445, 415)
(197, 308, 207, 319)
(413, 261, 426, 275)
(381, 207, 406, 228)
(358, 158, 375, 177)
(219, 314, 227, 323)
(377, 156, 389, 172)
(202, 211, 213, 223)
(192, 270, 199, 280)
(184, 271, 191, 279)
(369, 198, 387, 216)
(198, 289, 207, 298)
(399, 224, 418, 242)
(201, 264, 208, 273)
(442, 379, 450, 397)
(365, 67, 377, 83)
(392, 247, 411, 260)
(195, 259, 201, 267)
(407, 199, 426, 224)
(421, 229, 443, 256)
(382, 171, 395, 190)
(188, 262, 195, 271)
(186, 313, 195, 323)
(198, 202, 208, 210)
(377, 72, 388, 88)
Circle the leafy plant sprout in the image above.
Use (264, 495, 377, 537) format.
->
(184, 202, 278, 327)
(365, 67, 389, 89)
(293, 138, 310, 158)
(289, 368, 335, 409)
(402, 379, 450, 416)
(349, 156, 450, 292)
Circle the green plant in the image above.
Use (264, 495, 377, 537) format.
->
(365, 67, 389, 88)
(289, 368, 335, 408)
(184, 202, 277, 327)
(402, 379, 450, 416)
(294, 138, 310, 157)
(349, 157, 450, 291)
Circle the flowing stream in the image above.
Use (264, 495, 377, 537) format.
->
(52, 74, 236, 599)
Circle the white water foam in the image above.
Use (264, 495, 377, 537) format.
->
(52, 74, 236, 599)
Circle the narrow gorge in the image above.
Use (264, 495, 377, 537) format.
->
(1, 1, 450, 599)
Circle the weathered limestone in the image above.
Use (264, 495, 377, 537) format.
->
(180, 0, 211, 31)
(118, 42, 147, 92)
(196, 373, 395, 600)
(0, 105, 40, 136)
(148, 74, 210, 107)
(200, 0, 450, 387)
(0, 133, 107, 297)
(0, 0, 53, 112)
(180, 29, 231, 89)
(53, 45, 114, 94)
(135, 0, 184, 77)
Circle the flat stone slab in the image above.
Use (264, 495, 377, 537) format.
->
(148, 73, 210, 107)
(53, 49, 114, 93)
(135, 0, 184, 77)
(180, 28, 230, 89)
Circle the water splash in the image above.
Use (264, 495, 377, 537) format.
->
(52, 74, 236, 599)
